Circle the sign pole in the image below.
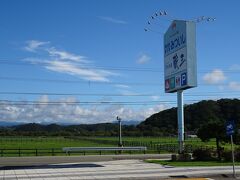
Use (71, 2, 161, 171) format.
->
(177, 90, 184, 153)
(230, 135, 236, 178)
(117, 116, 122, 147)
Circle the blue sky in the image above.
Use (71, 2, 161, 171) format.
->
(0, 0, 240, 124)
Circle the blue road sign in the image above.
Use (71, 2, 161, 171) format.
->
(226, 120, 235, 136)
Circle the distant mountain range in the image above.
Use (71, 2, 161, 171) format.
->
(0, 120, 140, 127)
(0, 121, 24, 127)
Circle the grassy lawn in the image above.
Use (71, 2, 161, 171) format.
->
(0, 137, 119, 156)
(146, 159, 240, 166)
(0, 137, 114, 149)
(0, 136, 236, 157)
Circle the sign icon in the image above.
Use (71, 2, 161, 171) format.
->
(165, 79, 170, 90)
(226, 120, 235, 136)
(170, 77, 175, 89)
(173, 54, 179, 70)
(175, 76, 181, 87)
(181, 73, 187, 86)
(179, 53, 186, 67)
(171, 22, 176, 29)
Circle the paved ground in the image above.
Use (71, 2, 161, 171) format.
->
(0, 154, 171, 166)
(0, 159, 239, 180)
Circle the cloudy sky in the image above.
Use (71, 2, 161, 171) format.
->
(0, 0, 239, 124)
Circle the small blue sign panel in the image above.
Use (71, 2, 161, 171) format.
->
(181, 72, 187, 86)
(226, 120, 235, 136)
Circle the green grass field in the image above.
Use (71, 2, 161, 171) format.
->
(0, 136, 235, 157)
(0, 137, 118, 157)
(0, 137, 114, 149)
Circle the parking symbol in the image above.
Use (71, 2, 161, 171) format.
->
(181, 73, 187, 86)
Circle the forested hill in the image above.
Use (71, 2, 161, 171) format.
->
(0, 98, 240, 136)
(0, 123, 139, 136)
(137, 98, 240, 136)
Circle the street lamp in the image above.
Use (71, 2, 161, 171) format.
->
(116, 116, 123, 147)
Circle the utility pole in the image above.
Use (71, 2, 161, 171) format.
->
(116, 116, 122, 147)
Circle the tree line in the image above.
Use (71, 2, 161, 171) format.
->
(0, 98, 239, 139)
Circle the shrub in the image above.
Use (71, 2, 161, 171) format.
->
(192, 148, 214, 161)
(222, 151, 232, 161)
(222, 148, 240, 162)
(234, 147, 240, 161)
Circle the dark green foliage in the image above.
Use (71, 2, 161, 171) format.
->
(235, 148, 240, 161)
(192, 148, 214, 161)
(197, 122, 225, 142)
(222, 148, 240, 162)
(138, 98, 240, 136)
(222, 151, 232, 161)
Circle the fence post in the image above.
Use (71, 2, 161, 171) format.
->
(1, 149, 3, 157)
(18, 148, 21, 157)
(52, 148, 55, 156)
(35, 149, 38, 156)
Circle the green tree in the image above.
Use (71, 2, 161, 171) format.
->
(197, 122, 225, 160)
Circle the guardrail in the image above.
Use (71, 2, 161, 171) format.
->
(63, 146, 147, 155)
(0, 145, 215, 157)
(63, 146, 146, 152)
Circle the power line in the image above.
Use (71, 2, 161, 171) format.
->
(0, 92, 155, 97)
(0, 76, 162, 86)
(0, 76, 236, 87)
(0, 60, 239, 74)
(0, 99, 200, 106)
(0, 91, 239, 97)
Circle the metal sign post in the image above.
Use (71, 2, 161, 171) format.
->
(230, 135, 236, 178)
(226, 120, 236, 178)
(117, 116, 122, 147)
(177, 90, 184, 153)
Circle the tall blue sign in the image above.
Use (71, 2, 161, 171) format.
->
(226, 120, 235, 136)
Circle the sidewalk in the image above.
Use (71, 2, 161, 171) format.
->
(0, 159, 239, 179)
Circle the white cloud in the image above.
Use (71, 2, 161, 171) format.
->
(98, 16, 127, 24)
(114, 84, 130, 89)
(203, 69, 226, 84)
(24, 40, 49, 52)
(0, 96, 168, 124)
(150, 96, 160, 101)
(24, 40, 117, 82)
(45, 61, 114, 82)
(47, 48, 89, 63)
(136, 54, 151, 64)
(229, 64, 240, 71)
(229, 81, 240, 91)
